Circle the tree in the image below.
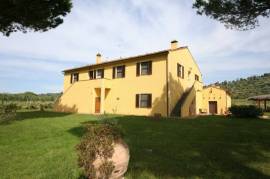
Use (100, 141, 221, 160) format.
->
(0, 0, 72, 36)
(193, 0, 270, 30)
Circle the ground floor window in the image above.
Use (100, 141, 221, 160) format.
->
(136, 94, 152, 108)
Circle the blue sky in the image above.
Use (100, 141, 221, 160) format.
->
(0, 0, 269, 93)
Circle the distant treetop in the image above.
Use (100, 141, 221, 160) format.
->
(214, 73, 270, 99)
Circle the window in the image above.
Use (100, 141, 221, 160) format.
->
(96, 69, 104, 79)
(195, 74, 199, 81)
(136, 61, 152, 76)
(113, 65, 125, 78)
(70, 73, 79, 83)
(136, 94, 152, 108)
(177, 63, 184, 79)
(89, 69, 104, 80)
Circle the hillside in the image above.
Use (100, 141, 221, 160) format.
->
(213, 73, 270, 99)
(0, 92, 61, 102)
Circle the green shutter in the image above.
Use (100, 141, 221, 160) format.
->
(113, 67, 116, 79)
(123, 65, 125, 78)
(136, 94, 139, 108)
(148, 61, 152, 75)
(136, 63, 140, 76)
(148, 94, 152, 108)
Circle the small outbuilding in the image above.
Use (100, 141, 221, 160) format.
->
(248, 94, 270, 111)
(201, 86, 231, 115)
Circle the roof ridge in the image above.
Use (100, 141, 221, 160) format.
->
(63, 46, 187, 72)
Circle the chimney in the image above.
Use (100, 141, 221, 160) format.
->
(96, 53, 102, 64)
(171, 40, 178, 50)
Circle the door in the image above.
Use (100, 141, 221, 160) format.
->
(209, 101, 217, 114)
(95, 97, 101, 113)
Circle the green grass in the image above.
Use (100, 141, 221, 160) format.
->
(1, 112, 270, 178)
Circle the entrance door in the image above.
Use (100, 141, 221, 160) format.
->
(95, 97, 101, 113)
(209, 101, 217, 114)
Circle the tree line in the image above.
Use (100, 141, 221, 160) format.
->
(213, 73, 270, 99)
(0, 92, 61, 102)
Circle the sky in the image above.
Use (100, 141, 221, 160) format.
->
(0, 0, 270, 93)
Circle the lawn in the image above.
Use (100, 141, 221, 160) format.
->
(1, 112, 270, 178)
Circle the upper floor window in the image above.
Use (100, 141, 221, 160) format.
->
(96, 69, 104, 79)
(136, 94, 152, 108)
(89, 69, 104, 80)
(177, 63, 184, 79)
(195, 74, 199, 81)
(113, 65, 125, 78)
(70, 73, 79, 83)
(136, 61, 152, 76)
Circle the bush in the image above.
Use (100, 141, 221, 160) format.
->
(77, 122, 123, 179)
(229, 105, 263, 118)
(0, 104, 17, 122)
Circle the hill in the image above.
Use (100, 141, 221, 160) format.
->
(0, 92, 61, 102)
(212, 73, 270, 99)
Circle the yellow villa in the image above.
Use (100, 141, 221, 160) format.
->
(55, 40, 231, 117)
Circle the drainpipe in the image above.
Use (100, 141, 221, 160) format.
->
(166, 56, 169, 117)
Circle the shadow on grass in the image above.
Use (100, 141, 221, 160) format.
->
(70, 115, 270, 178)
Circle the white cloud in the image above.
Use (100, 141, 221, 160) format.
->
(0, 0, 269, 92)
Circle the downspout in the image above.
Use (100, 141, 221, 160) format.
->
(166, 55, 169, 117)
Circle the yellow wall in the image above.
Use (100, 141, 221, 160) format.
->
(167, 48, 203, 117)
(55, 53, 168, 116)
(55, 44, 229, 118)
(201, 86, 231, 115)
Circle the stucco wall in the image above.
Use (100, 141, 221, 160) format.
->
(56, 46, 227, 117)
(167, 48, 203, 117)
(56, 54, 168, 116)
(202, 87, 231, 115)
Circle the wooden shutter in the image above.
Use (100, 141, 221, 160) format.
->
(148, 94, 152, 108)
(70, 74, 73, 84)
(182, 66, 184, 79)
(136, 94, 139, 108)
(148, 61, 152, 75)
(123, 65, 125, 77)
(89, 71, 93, 80)
(101, 69, 104, 78)
(177, 64, 180, 77)
(93, 70, 96, 79)
(136, 63, 140, 76)
(77, 73, 79, 81)
(112, 67, 116, 79)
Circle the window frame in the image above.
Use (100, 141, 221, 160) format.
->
(88, 69, 104, 80)
(96, 69, 104, 79)
(195, 74, 199, 81)
(136, 94, 152, 108)
(70, 73, 79, 83)
(177, 63, 184, 79)
(136, 61, 152, 76)
(113, 65, 125, 79)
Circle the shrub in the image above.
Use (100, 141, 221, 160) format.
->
(229, 105, 263, 118)
(77, 122, 123, 179)
(40, 104, 44, 111)
(28, 104, 38, 110)
(0, 104, 17, 122)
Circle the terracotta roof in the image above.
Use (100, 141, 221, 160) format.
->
(63, 47, 187, 73)
(248, 94, 270, 100)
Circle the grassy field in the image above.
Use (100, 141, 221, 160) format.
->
(1, 112, 270, 178)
